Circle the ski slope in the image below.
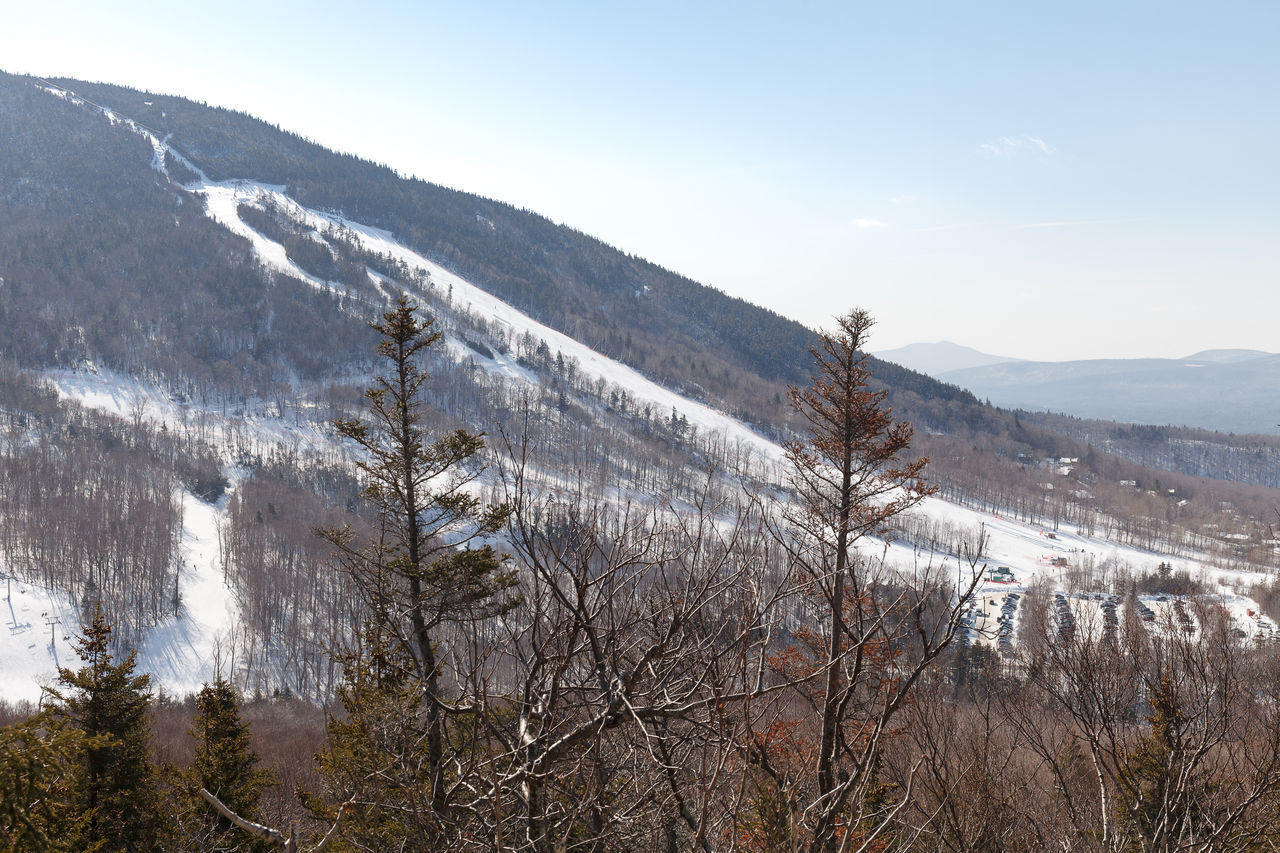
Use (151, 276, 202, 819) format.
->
(0, 486, 239, 705)
(135, 487, 239, 698)
(202, 179, 788, 467)
(4, 79, 1271, 703)
(0, 573, 78, 705)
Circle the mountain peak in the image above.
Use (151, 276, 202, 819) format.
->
(872, 340, 1020, 376)
(1183, 348, 1275, 364)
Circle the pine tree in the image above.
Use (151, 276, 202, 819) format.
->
(1120, 669, 1219, 848)
(181, 677, 274, 851)
(306, 622, 433, 849)
(319, 293, 515, 827)
(779, 308, 973, 853)
(47, 606, 161, 851)
(0, 712, 95, 852)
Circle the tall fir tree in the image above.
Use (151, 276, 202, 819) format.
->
(47, 606, 161, 851)
(178, 677, 274, 851)
(317, 293, 515, 834)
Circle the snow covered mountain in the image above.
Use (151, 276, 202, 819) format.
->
(8, 287, 1269, 704)
(2, 73, 1278, 704)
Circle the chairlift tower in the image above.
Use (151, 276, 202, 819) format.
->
(44, 613, 61, 646)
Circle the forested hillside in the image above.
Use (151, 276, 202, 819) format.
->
(3, 71, 1195, 477)
(3, 69, 1280, 852)
(21, 72, 999, 434)
(1024, 410, 1280, 489)
(0, 74, 378, 402)
(2, 69, 1277, 622)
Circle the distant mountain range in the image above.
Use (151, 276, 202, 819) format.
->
(872, 341, 1023, 375)
(875, 342, 1280, 435)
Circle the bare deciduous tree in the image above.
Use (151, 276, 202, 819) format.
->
(440, 417, 798, 850)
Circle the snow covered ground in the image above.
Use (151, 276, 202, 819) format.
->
(134, 488, 239, 698)
(892, 493, 1264, 593)
(0, 486, 240, 705)
(47, 367, 343, 460)
(0, 572, 79, 705)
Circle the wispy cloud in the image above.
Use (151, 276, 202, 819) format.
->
(980, 134, 1053, 157)
(852, 218, 888, 229)
(888, 194, 916, 205)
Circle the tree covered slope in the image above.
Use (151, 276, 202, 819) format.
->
(0, 71, 987, 434)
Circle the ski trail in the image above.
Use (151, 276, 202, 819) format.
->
(135, 488, 239, 696)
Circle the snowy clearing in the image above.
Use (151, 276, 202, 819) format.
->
(0, 486, 241, 705)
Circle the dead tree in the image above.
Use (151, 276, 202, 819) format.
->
(776, 308, 982, 852)
(200, 787, 349, 852)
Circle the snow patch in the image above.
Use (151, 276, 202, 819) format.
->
(0, 574, 79, 705)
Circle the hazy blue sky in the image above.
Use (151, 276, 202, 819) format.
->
(3, 1, 1276, 360)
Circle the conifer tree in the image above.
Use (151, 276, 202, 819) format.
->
(307, 622, 432, 848)
(320, 293, 515, 824)
(182, 677, 274, 851)
(47, 606, 161, 851)
(0, 712, 94, 852)
(779, 308, 977, 852)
